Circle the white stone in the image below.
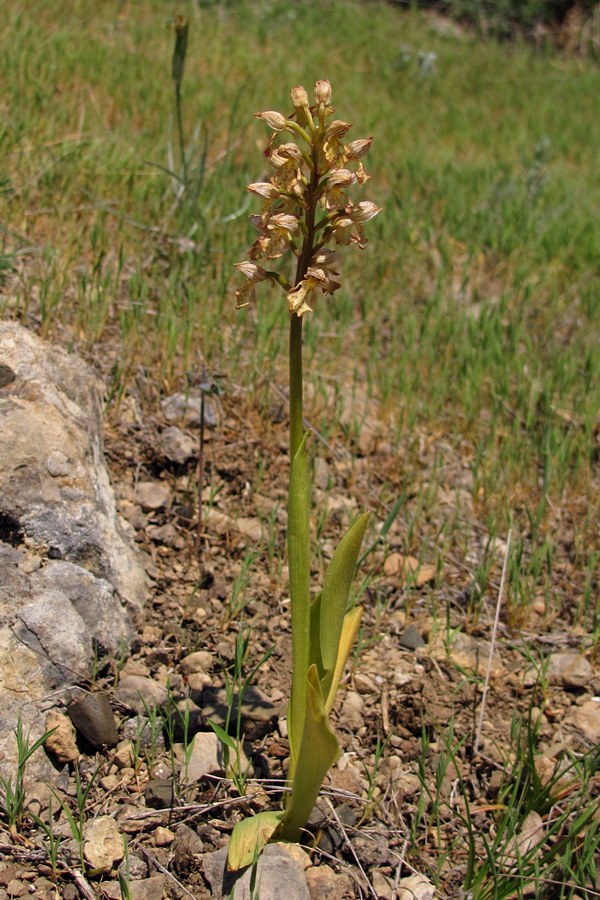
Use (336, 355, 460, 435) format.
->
(83, 815, 124, 872)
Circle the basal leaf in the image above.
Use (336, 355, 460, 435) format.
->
(309, 591, 324, 678)
(323, 605, 363, 715)
(319, 512, 369, 682)
(282, 663, 339, 841)
(227, 810, 286, 871)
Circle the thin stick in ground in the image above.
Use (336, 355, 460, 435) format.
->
(474, 528, 512, 755)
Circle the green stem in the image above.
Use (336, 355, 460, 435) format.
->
(289, 314, 303, 460)
(286, 142, 321, 775)
(288, 142, 320, 457)
(175, 80, 188, 189)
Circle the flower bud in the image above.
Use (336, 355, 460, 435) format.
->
(346, 137, 373, 160)
(350, 200, 381, 223)
(325, 120, 352, 139)
(171, 15, 188, 84)
(235, 261, 268, 283)
(255, 110, 287, 131)
(314, 80, 332, 106)
(291, 85, 309, 108)
(247, 182, 281, 199)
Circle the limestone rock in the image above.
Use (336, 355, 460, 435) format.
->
(428, 631, 504, 678)
(306, 865, 353, 900)
(0, 322, 146, 609)
(171, 823, 204, 873)
(179, 731, 250, 784)
(0, 323, 146, 782)
(161, 391, 218, 428)
(566, 700, 600, 741)
(31, 561, 132, 656)
(179, 649, 214, 676)
(115, 675, 168, 714)
(397, 874, 436, 900)
(134, 481, 171, 512)
(83, 815, 124, 872)
(44, 710, 79, 763)
(17, 591, 92, 679)
(159, 425, 197, 464)
(197, 684, 278, 742)
(547, 653, 593, 690)
(129, 876, 166, 900)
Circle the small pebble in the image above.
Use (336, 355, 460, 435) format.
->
(154, 826, 175, 846)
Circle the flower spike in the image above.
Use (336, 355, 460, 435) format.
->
(234, 79, 380, 315)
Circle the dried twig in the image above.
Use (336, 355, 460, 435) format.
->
(325, 799, 379, 900)
(67, 868, 96, 900)
(137, 845, 197, 899)
(474, 528, 512, 754)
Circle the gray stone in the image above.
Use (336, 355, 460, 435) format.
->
(161, 392, 218, 428)
(121, 716, 165, 754)
(31, 561, 132, 655)
(351, 822, 391, 866)
(197, 685, 278, 742)
(566, 700, 600, 741)
(159, 425, 197, 464)
(547, 653, 593, 690)
(68, 692, 119, 748)
(134, 481, 171, 512)
(0, 322, 146, 609)
(179, 731, 249, 784)
(129, 876, 166, 900)
(115, 675, 168, 714)
(117, 852, 147, 880)
(179, 649, 214, 676)
(399, 624, 425, 650)
(17, 591, 92, 679)
(203, 842, 310, 900)
(172, 823, 204, 873)
(144, 778, 175, 810)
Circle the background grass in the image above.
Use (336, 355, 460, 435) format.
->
(1, 0, 598, 629)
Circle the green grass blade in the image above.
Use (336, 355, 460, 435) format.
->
(208, 719, 237, 752)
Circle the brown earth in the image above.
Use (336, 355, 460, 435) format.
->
(0, 371, 598, 899)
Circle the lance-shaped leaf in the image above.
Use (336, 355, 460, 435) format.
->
(280, 663, 339, 841)
(319, 512, 369, 698)
(309, 591, 324, 678)
(227, 810, 286, 871)
(287, 431, 311, 767)
(323, 605, 363, 715)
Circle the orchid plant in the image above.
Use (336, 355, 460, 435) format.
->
(228, 79, 380, 870)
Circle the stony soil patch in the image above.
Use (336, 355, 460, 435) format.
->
(0, 386, 598, 899)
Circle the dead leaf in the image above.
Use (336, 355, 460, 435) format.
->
(384, 553, 437, 586)
(502, 810, 545, 871)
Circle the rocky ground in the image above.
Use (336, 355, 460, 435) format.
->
(0, 375, 599, 900)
